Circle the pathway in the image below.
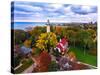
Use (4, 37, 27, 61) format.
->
(22, 64, 34, 73)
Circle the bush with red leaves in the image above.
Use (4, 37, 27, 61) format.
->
(38, 51, 51, 67)
(33, 51, 51, 72)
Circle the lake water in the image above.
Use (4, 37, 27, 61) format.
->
(11, 22, 67, 30)
(11, 22, 47, 30)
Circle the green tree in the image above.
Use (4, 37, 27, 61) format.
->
(77, 30, 91, 55)
(66, 30, 77, 47)
(30, 26, 46, 39)
(14, 29, 27, 45)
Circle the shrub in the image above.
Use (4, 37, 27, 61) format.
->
(14, 29, 27, 45)
(68, 51, 77, 62)
(14, 56, 21, 68)
(32, 48, 42, 56)
(88, 49, 97, 56)
(32, 51, 51, 72)
(48, 61, 60, 71)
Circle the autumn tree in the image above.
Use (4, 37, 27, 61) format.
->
(24, 39, 32, 48)
(55, 26, 62, 35)
(32, 51, 51, 72)
(68, 51, 76, 62)
(36, 32, 58, 52)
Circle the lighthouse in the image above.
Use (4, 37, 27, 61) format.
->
(46, 19, 50, 33)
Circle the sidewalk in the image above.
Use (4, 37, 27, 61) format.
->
(77, 61, 97, 69)
(22, 64, 34, 73)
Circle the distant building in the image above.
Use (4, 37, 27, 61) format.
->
(46, 19, 50, 32)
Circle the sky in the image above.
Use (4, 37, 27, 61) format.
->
(11, 1, 97, 23)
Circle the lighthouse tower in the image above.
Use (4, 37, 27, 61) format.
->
(46, 19, 50, 33)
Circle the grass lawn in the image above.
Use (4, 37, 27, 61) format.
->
(14, 58, 33, 73)
(69, 46, 97, 67)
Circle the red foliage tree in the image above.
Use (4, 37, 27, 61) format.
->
(33, 51, 51, 72)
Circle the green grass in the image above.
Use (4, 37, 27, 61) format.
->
(69, 46, 97, 67)
(14, 58, 33, 74)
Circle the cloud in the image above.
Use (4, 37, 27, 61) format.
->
(49, 4, 63, 9)
(14, 4, 43, 13)
(81, 6, 92, 12)
(32, 12, 45, 18)
(12, 1, 97, 23)
(71, 5, 97, 15)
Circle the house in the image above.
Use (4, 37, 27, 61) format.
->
(55, 37, 69, 55)
(20, 46, 32, 55)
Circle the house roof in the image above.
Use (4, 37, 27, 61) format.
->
(21, 46, 32, 54)
(56, 37, 68, 52)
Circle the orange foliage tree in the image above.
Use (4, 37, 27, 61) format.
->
(24, 39, 32, 48)
(55, 26, 62, 35)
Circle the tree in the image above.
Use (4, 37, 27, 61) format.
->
(66, 30, 77, 47)
(55, 26, 62, 35)
(14, 29, 27, 45)
(77, 30, 91, 55)
(50, 25, 55, 32)
(29, 26, 46, 39)
(24, 39, 32, 48)
(48, 61, 60, 71)
(36, 32, 58, 52)
(68, 51, 76, 62)
(32, 51, 51, 72)
(29, 35, 36, 48)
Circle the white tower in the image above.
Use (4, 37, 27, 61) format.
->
(46, 19, 50, 33)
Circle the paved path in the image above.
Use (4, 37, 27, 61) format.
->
(77, 61, 97, 69)
(14, 63, 23, 70)
(22, 64, 34, 73)
(22, 55, 96, 73)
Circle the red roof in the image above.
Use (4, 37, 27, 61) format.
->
(56, 37, 68, 53)
(60, 38, 68, 45)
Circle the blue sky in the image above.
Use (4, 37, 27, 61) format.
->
(12, 1, 97, 23)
